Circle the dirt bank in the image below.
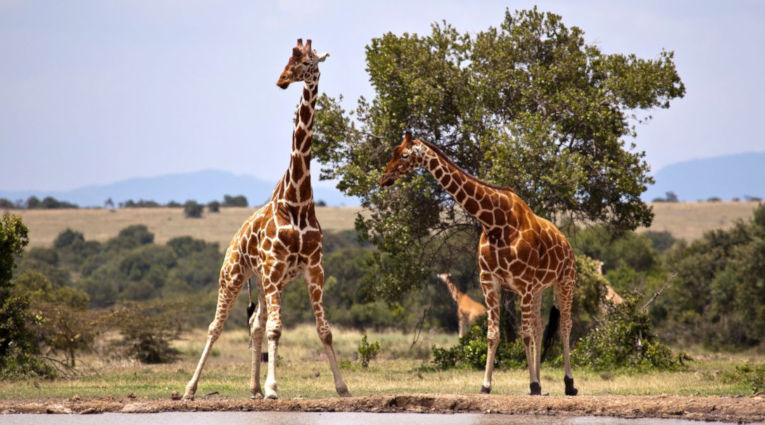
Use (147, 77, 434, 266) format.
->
(2, 394, 764, 423)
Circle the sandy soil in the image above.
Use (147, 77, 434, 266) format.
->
(1, 394, 763, 423)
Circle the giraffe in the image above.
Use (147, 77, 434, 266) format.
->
(595, 260, 624, 307)
(381, 132, 578, 396)
(182, 39, 349, 401)
(436, 273, 487, 337)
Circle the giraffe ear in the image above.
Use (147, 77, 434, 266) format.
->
(404, 131, 412, 142)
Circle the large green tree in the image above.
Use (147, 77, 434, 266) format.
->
(314, 8, 684, 301)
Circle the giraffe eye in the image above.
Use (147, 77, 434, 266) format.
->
(401, 153, 409, 159)
(302, 61, 311, 66)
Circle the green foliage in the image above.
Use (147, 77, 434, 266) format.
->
(661, 203, 765, 349)
(357, 334, 381, 368)
(572, 294, 689, 371)
(0, 214, 56, 379)
(0, 198, 14, 209)
(431, 315, 526, 370)
(207, 201, 220, 213)
(183, 200, 203, 218)
(314, 8, 683, 303)
(99, 301, 183, 363)
(222, 194, 248, 207)
(720, 363, 765, 394)
(25, 196, 78, 209)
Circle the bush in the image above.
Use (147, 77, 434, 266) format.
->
(357, 334, 380, 368)
(99, 301, 183, 363)
(431, 315, 526, 370)
(222, 194, 248, 207)
(183, 201, 203, 218)
(571, 294, 689, 371)
(207, 201, 220, 213)
(720, 363, 765, 394)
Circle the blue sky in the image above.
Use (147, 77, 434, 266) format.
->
(1, 0, 764, 193)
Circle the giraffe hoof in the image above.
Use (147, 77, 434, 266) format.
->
(529, 382, 542, 395)
(564, 376, 578, 396)
(250, 392, 264, 400)
(480, 385, 491, 394)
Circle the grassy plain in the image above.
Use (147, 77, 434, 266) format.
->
(6, 201, 760, 249)
(0, 325, 759, 400)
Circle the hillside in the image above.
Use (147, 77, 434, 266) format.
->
(7, 201, 761, 248)
(0, 169, 359, 208)
(643, 152, 765, 202)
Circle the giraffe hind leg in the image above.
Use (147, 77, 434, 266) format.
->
(183, 271, 249, 400)
(555, 275, 578, 396)
(304, 265, 350, 397)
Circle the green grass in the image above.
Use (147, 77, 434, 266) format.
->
(0, 325, 761, 400)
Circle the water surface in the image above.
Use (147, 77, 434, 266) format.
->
(0, 412, 734, 425)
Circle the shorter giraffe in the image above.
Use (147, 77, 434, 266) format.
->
(595, 260, 624, 308)
(381, 132, 578, 396)
(437, 273, 487, 337)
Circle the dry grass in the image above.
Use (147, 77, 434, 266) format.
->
(0, 325, 757, 400)
(8, 206, 365, 248)
(6, 201, 760, 249)
(638, 201, 760, 241)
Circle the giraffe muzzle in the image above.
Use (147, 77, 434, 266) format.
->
(380, 174, 395, 187)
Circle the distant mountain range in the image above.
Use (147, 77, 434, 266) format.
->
(642, 152, 765, 202)
(0, 169, 360, 207)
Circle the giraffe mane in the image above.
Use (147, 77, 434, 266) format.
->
(417, 139, 515, 193)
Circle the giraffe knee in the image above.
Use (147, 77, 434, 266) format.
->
(267, 328, 282, 341)
(318, 328, 333, 345)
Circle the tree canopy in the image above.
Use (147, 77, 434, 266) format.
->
(314, 8, 684, 301)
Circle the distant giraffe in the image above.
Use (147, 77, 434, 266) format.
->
(381, 132, 578, 396)
(437, 273, 486, 337)
(595, 260, 624, 307)
(182, 39, 349, 401)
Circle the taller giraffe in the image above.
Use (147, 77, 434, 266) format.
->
(381, 132, 578, 396)
(437, 273, 486, 337)
(183, 39, 349, 401)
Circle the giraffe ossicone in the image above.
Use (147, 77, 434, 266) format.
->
(182, 39, 349, 401)
(382, 132, 578, 396)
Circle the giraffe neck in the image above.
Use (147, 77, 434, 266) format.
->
(438, 274, 463, 303)
(279, 75, 319, 205)
(418, 142, 510, 229)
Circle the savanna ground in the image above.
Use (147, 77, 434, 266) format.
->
(9, 201, 762, 248)
(0, 326, 763, 422)
(3, 202, 765, 422)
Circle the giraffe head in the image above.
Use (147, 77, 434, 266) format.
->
(276, 38, 330, 89)
(380, 132, 426, 186)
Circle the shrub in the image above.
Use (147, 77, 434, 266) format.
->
(183, 200, 203, 218)
(572, 294, 689, 371)
(431, 315, 526, 370)
(357, 334, 380, 368)
(720, 363, 765, 394)
(99, 301, 183, 363)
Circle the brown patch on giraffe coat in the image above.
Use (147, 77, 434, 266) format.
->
(464, 198, 479, 214)
(298, 181, 311, 202)
(299, 104, 312, 124)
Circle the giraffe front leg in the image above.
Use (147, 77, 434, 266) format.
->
(249, 288, 267, 399)
(304, 265, 350, 397)
(183, 271, 244, 400)
(479, 272, 500, 394)
(263, 289, 283, 400)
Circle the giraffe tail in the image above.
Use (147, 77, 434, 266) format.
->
(541, 305, 560, 362)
